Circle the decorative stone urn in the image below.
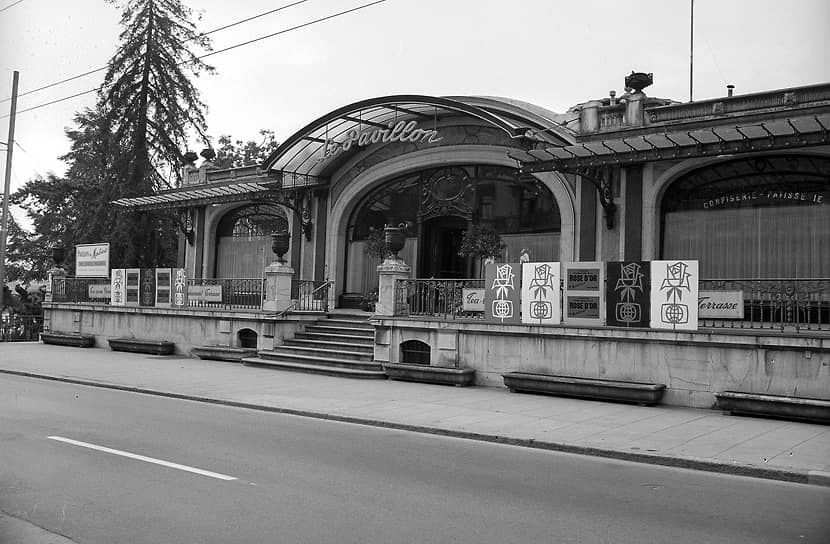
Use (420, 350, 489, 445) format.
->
(271, 230, 291, 264)
(384, 225, 405, 261)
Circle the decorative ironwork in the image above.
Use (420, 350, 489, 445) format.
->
(395, 278, 485, 320)
(419, 167, 474, 220)
(575, 166, 617, 229)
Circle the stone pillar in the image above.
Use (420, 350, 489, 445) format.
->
(375, 259, 410, 317)
(262, 261, 294, 313)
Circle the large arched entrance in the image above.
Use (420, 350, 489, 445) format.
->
(214, 204, 288, 278)
(661, 154, 830, 278)
(343, 164, 561, 296)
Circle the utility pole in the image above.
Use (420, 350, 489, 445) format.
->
(689, 0, 695, 102)
(0, 70, 20, 303)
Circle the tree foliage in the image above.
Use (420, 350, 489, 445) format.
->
(214, 130, 279, 169)
(9, 0, 213, 275)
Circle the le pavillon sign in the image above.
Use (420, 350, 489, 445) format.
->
(318, 121, 442, 163)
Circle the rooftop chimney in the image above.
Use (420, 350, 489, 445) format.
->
(727, 84, 735, 97)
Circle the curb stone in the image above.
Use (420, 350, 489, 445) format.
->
(2, 368, 825, 488)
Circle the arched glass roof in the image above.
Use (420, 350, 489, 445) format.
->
(262, 94, 572, 180)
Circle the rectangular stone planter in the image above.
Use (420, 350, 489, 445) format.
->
(502, 372, 666, 405)
(108, 338, 175, 356)
(191, 346, 258, 363)
(715, 391, 830, 424)
(383, 363, 475, 386)
(41, 332, 95, 348)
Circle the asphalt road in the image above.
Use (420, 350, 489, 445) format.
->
(2, 374, 829, 544)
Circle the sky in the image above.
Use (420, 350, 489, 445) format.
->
(1, 0, 829, 228)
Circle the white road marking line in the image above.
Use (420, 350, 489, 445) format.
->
(47, 436, 237, 481)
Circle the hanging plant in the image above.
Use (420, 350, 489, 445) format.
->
(364, 228, 390, 260)
(458, 224, 504, 260)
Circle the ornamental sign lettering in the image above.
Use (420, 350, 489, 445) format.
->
(702, 190, 826, 209)
(75, 243, 110, 277)
(317, 120, 442, 163)
(461, 288, 485, 312)
(698, 290, 744, 319)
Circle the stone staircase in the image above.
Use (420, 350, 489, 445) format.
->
(242, 312, 386, 379)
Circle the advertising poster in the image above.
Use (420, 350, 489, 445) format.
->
(650, 260, 699, 330)
(605, 261, 651, 327)
(155, 268, 172, 307)
(110, 269, 126, 306)
(562, 262, 604, 326)
(75, 243, 110, 277)
(139, 268, 156, 307)
(520, 262, 561, 325)
(125, 268, 140, 306)
(483, 263, 521, 324)
(172, 269, 188, 308)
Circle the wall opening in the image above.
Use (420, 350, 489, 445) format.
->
(237, 328, 258, 349)
(400, 340, 431, 365)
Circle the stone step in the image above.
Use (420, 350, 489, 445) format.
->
(304, 324, 374, 337)
(256, 350, 380, 371)
(243, 356, 387, 379)
(283, 338, 374, 354)
(269, 344, 373, 361)
(294, 332, 374, 345)
(318, 318, 374, 330)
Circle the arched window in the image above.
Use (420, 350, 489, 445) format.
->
(215, 204, 288, 278)
(343, 165, 560, 296)
(661, 155, 830, 278)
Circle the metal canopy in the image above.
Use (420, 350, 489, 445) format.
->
(111, 180, 282, 211)
(514, 113, 830, 172)
(261, 95, 570, 178)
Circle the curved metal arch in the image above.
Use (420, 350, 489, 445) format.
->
(261, 94, 534, 172)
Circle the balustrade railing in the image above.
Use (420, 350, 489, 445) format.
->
(699, 278, 830, 332)
(395, 279, 485, 320)
(291, 280, 331, 312)
(50, 276, 111, 304)
(187, 278, 265, 310)
(0, 314, 43, 342)
(395, 277, 830, 332)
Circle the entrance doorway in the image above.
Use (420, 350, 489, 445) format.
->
(419, 216, 468, 278)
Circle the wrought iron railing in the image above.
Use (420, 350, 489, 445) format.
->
(0, 314, 43, 342)
(187, 278, 265, 310)
(291, 280, 331, 312)
(395, 277, 830, 333)
(50, 276, 111, 304)
(395, 279, 485, 320)
(699, 278, 830, 332)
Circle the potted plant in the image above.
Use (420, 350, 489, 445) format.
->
(458, 224, 504, 276)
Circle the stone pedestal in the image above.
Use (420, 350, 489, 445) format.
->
(262, 262, 294, 313)
(375, 259, 410, 317)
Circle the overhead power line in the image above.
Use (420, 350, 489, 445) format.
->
(0, 0, 26, 14)
(1, 0, 311, 104)
(0, 0, 388, 120)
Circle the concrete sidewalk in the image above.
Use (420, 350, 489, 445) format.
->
(2, 342, 829, 486)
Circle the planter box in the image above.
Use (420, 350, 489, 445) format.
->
(383, 363, 476, 386)
(192, 345, 258, 363)
(502, 372, 666, 405)
(716, 391, 830, 424)
(108, 338, 175, 355)
(41, 332, 95, 348)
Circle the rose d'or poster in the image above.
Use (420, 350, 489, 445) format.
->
(484, 263, 521, 324)
(649, 260, 699, 330)
(605, 261, 651, 327)
(521, 262, 561, 325)
(562, 262, 604, 326)
(110, 269, 126, 306)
